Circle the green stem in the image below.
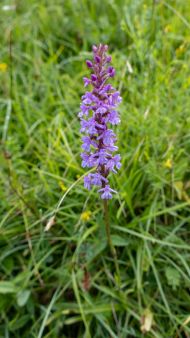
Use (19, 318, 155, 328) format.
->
(103, 199, 121, 286)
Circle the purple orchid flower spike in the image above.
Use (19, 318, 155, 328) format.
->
(79, 44, 121, 199)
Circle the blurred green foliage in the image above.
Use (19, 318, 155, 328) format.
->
(0, 0, 190, 337)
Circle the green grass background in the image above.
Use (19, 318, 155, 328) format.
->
(1, 0, 190, 337)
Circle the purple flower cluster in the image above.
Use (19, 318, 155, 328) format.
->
(79, 44, 121, 199)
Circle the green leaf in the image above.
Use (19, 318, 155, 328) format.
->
(0, 281, 17, 294)
(111, 234, 129, 247)
(165, 267, 181, 290)
(17, 290, 31, 307)
(9, 314, 31, 331)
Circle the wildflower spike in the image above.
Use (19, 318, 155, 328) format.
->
(79, 44, 121, 199)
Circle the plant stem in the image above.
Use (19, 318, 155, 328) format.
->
(103, 199, 121, 285)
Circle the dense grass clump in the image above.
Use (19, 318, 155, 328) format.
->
(1, 0, 190, 337)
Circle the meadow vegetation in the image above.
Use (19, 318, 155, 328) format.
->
(0, 0, 190, 337)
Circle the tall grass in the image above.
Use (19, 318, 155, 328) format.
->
(0, 0, 190, 337)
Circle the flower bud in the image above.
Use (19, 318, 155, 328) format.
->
(86, 60, 93, 68)
(94, 55, 101, 63)
(92, 45, 97, 52)
(91, 74, 97, 81)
